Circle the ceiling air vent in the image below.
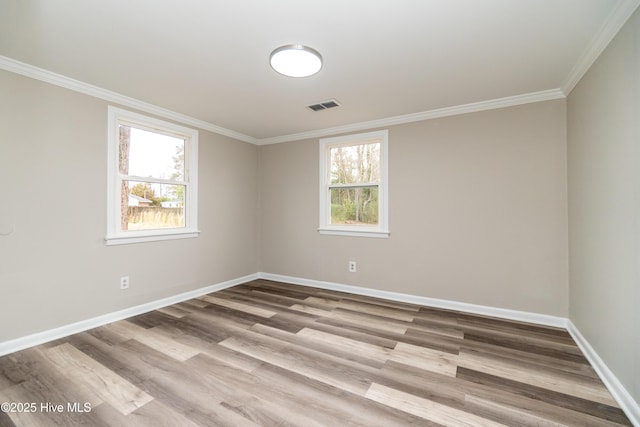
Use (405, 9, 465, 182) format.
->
(307, 99, 341, 111)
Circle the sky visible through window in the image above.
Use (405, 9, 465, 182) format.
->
(128, 128, 184, 180)
(124, 127, 185, 203)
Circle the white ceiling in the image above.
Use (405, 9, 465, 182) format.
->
(1, 0, 638, 144)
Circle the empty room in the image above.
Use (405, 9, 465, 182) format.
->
(0, 1, 639, 426)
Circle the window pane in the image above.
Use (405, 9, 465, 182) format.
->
(330, 187, 378, 225)
(330, 142, 380, 185)
(121, 180, 185, 231)
(119, 125, 185, 181)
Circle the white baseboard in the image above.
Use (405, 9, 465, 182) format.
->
(258, 272, 567, 328)
(259, 272, 639, 424)
(0, 273, 259, 357)
(2, 271, 637, 425)
(567, 320, 640, 426)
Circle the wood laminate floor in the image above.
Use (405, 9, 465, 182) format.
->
(0, 279, 632, 426)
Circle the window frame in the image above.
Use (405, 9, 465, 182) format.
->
(319, 130, 389, 238)
(105, 106, 199, 245)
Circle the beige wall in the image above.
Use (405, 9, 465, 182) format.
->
(567, 8, 640, 405)
(260, 100, 569, 316)
(2, 9, 637, 406)
(0, 70, 260, 341)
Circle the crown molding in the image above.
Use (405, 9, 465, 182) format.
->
(256, 89, 566, 145)
(2, 1, 636, 146)
(561, 0, 640, 95)
(0, 55, 257, 144)
(0, 54, 591, 147)
(0, 55, 564, 147)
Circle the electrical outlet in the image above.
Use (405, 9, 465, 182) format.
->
(120, 276, 130, 290)
(349, 261, 357, 273)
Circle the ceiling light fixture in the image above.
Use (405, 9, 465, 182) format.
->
(270, 44, 322, 78)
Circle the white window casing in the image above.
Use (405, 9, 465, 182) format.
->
(106, 106, 199, 245)
(319, 130, 389, 238)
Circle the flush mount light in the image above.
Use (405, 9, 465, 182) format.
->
(270, 44, 322, 77)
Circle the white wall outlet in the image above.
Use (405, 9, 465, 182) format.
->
(349, 261, 357, 273)
(120, 276, 130, 290)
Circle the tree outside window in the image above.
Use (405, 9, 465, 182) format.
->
(319, 130, 389, 238)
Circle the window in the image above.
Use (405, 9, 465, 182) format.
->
(106, 107, 199, 245)
(319, 130, 389, 238)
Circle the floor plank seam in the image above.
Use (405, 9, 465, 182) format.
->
(0, 280, 632, 426)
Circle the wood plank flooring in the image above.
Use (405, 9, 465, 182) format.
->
(0, 279, 632, 426)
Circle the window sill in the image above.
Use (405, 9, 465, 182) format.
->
(105, 230, 200, 246)
(318, 227, 390, 239)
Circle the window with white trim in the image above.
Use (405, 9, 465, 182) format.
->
(106, 107, 199, 245)
(319, 130, 389, 238)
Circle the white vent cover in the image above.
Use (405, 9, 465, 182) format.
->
(307, 99, 341, 111)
